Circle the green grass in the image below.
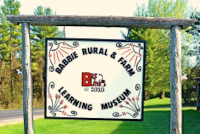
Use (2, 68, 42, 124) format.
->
(0, 108, 199, 134)
(0, 98, 197, 133)
(144, 97, 195, 108)
(144, 97, 171, 108)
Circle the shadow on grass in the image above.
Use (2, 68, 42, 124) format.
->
(110, 109, 200, 134)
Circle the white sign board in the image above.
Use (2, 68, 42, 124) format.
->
(45, 38, 146, 121)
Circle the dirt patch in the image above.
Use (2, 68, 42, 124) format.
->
(0, 115, 44, 126)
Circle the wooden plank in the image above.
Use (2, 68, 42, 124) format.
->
(170, 25, 182, 134)
(22, 22, 34, 134)
(6, 15, 196, 29)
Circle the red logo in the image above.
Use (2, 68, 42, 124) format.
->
(82, 72, 106, 87)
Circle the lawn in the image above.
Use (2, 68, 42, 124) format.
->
(0, 108, 199, 134)
(0, 98, 199, 134)
(144, 97, 195, 108)
(144, 97, 171, 108)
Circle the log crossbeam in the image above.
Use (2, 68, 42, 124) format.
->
(7, 15, 196, 29)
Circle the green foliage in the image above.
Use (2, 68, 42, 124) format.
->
(143, 0, 188, 18)
(0, 0, 22, 109)
(0, 4, 63, 109)
(30, 6, 61, 102)
(0, 0, 21, 60)
(186, 11, 200, 67)
(186, 11, 200, 44)
(128, 28, 170, 95)
(182, 10, 200, 104)
(182, 65, 199, 104)
(125, 0, 190, 99)
(31, 6, 61, 60)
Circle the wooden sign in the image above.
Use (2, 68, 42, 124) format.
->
(45, 38, 146, 121)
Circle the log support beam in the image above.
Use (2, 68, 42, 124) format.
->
(6, 15, 196, 29)
(170, 25, 182, 134)
(22, 22, 34, 134)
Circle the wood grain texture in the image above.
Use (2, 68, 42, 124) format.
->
(22, 23, 34, 134)
(170, 26, 182, 134)
(7, 15, 196, 29)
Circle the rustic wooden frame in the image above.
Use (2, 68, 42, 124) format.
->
(7, 15, 195, 29)
(6, 15, 196, 134)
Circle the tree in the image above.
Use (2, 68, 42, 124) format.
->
(181, 10, 200, 105)
(0, 0, 22, 107)
(182, 62, 198, 104)
(30, 6, 62, 102)
(186, 11, 200, 67)
(124, 0, 190, 99)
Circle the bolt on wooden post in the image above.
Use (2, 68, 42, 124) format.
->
(170, 25, 182, 134)
(22, 22, 34, 134)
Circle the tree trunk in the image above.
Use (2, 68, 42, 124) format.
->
(144, 90, 150, 100)
(40, 61, 44, 102)
(160, 91, 165, 99)
(10, 53, 14, 103)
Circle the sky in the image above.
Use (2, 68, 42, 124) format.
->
(1, 0, 200, 40)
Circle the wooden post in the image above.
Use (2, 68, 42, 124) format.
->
(22, 22, 34, 134)
(197, 83, 199, 107)
(170, 25, 182, 134)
